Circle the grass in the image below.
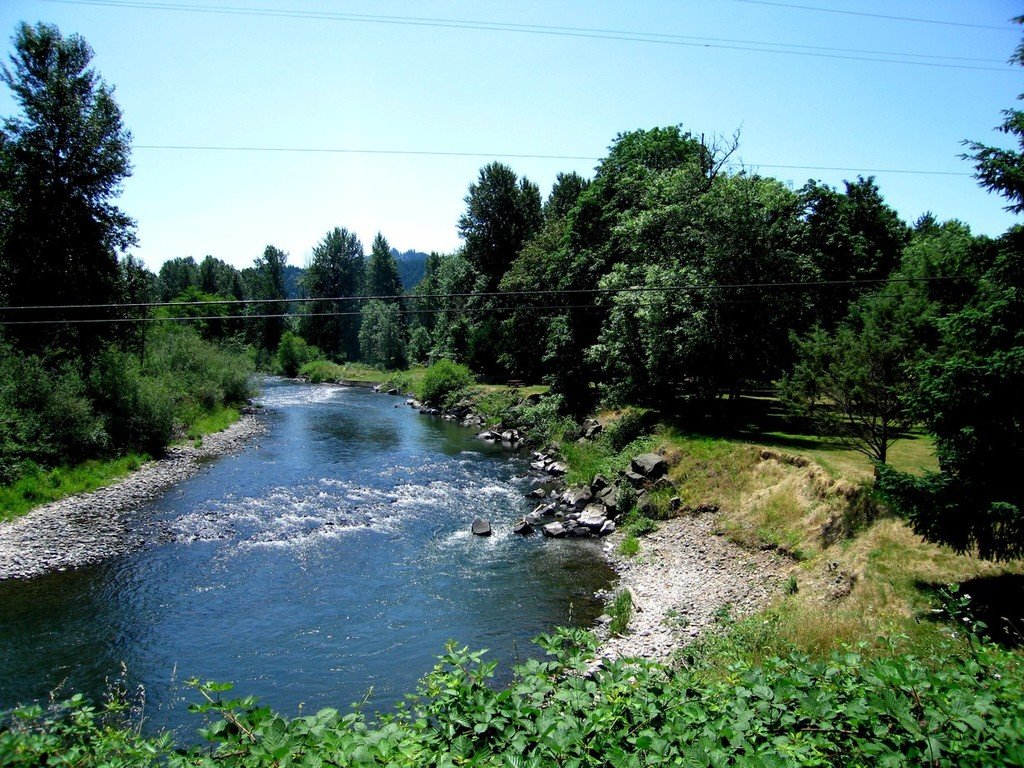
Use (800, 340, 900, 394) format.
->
(617, 533, 640, 557)
(609, 588, 633, 636)
(0, 454, 150, 522)
(558, 409, 1020, 665)
(185, 404, 240, 440)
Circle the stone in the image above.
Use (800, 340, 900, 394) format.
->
(527, 487, 547, 499)
(548, 462, 568, 476)
(599, 519, 617, 536)
(542, 522, 566, 538)
(477, 430, 501, 441)
(512, 520, 533, 535)
(583, 418, 603, 439)
(624, 470, 646, 486)
(631, 453, 668, 479)
(591, 474, 610, 493)
(579, 508, 608, 531)
(471, 519, 492, 536)
(561, 488, 593, 510)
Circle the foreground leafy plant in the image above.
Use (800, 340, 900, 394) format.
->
(2, 626, 1023, 767)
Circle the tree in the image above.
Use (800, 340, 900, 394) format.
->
(365, 233, 404, 299)
(358, 300, 407, 369)
(879, 229, 1024, 560)
(458, 162, 541, 291)
(782, 285, 931, 465)
(962, 16, 1024, 214)
(249, 245, 288, 354)
(300, 227, 364, 360)
(877, 24, 1024, 559)
(157, 256, 199, 301)
(0, 22, 135, 349)
(799, 177, 909, 330)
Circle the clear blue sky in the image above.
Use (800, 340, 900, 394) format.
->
(1, 0, 1022, 271)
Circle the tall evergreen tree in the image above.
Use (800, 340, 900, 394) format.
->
(249, 245, 288, 354)
(365, 233, 403, 299)
(300, 227, 364, 360)
(0, 22, 135, 351)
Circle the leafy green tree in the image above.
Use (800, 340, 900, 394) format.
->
(300, 227, 364, 360)
(782, 285, 931, 465)
(0, 22, 135, 350)
(543, 171, 590, 222)
(365, 233, 404, 299)
(800, 177, 909, 329)
(248, 245, 288, 355)
(274, 330, 320, 378)
(458, 162, 541, 291)
(879, 230, 1024, 560)
(157, 256, 199, 301)
(358, 300, 407, 369)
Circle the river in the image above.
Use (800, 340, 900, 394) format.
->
(0, 378, 615, 734)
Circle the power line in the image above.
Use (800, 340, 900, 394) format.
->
(730, 0, 1012, 32)
(0, 276, 969, 315)
(129, 144, 972, 177)
(43, 0, 1015, 72)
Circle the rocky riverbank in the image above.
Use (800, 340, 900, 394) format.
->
(0, 410, 266, 580)
(596, 511, 791, 662)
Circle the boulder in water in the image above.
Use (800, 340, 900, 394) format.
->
(471, 519, 492, 536)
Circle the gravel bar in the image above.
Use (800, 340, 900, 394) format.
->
(598, 511, 792, 662)
(0, 411, 266, 581)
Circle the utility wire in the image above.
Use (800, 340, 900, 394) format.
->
(43, 0, 1015, 72)
(730, 0, 1012, 32)
(129, 144, 973, 177)
(0, 276, 968, 314)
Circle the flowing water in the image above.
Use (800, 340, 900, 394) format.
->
(0, 378, 615, 734)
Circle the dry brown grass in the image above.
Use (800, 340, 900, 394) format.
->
(654, 431, 1024, 657)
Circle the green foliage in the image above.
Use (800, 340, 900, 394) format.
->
(248, 245, 289, 354)
(417, 359, 474, 407)
(605, 407, 655, 452)
(0, 343, 106, 483)
(298, 359, 345, 383)
(0, 22, 134, 353)
(300, 227, 364, 360)
(781, 283, 931, 465)
(358, 300, 407, 370)
(608, 589, 633, 635)
(879, 232, 1024, 560)
(617, 533, 640, 557)
(365, 233, 404, 298)
(0, 453, 147, 521)
(4, 628, 1023, 767)
(274, 331, 320, 378)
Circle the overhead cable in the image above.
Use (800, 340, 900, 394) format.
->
(43, 0, 1015, 72)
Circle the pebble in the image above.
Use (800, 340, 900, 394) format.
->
(596, 512, 791, 664)
(0, 413, 267, 581)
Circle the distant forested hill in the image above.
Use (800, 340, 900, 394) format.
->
(283, 265, 304, 300)
(393, 249, 429, 291)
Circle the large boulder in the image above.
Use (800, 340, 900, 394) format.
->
(542, 522, 566, 538)
(561, 488, 593, 510)
(582, 418, 603, 439)
(471, 519, 492, 536)
(631, 453, 668, 479)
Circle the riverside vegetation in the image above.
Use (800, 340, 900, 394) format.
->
(2, 18, 1024, 767)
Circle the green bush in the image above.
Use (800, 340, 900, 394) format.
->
(605, 407, 655, 452)
(274, 331, 321, 378)
(417, 359, 473, 407)
(3, 628, 1022, 767)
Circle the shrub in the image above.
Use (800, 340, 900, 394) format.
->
(417, 359, 473, 407)
(275, 331, 321, 378)
(605, 407, 655, 452)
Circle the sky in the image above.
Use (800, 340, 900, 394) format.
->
(1, 0, 1022, 272)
